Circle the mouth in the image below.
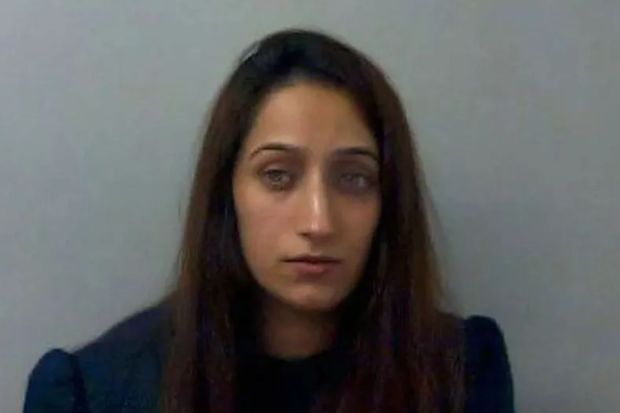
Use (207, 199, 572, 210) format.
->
(284, 254, 341, 263)
(283, 255, 342, 276)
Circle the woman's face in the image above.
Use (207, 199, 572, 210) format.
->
(233, 81, 380, 314)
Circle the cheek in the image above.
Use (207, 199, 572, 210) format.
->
(344, 198, 380, 242)
(340, 198, 380, 269)
(234, 189, 287, 265)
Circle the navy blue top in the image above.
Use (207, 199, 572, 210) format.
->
(23, 306, 515, 413)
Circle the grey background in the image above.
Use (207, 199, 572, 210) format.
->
(1, 1, 618, 412)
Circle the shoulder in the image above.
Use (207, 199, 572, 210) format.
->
(23, 349, 87, 413)
(24, 304, 170, 413)
(75, 303, 168, 368)
(463, 315, 515, 413)
(75, 304, 169, 411)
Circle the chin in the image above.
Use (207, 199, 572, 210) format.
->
(285, 290, 345, 314)
(259, 283, 350, 315)
(291, 301, 337, 314)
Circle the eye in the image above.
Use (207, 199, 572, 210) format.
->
(262, 169, 294, 190)
(339, 172, 375, 192)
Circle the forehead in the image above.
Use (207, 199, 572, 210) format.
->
(242, 81, 377, 155)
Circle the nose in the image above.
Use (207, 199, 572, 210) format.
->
(297, 172, 335, 240)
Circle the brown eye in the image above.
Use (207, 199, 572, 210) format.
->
(262, 169, 294, 190)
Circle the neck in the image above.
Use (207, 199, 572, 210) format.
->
(258, 294, 339, 359)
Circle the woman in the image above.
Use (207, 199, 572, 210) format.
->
(24, 28, 514, 413)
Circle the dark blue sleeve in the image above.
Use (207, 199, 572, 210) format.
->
(464, 316, 515, 413)
(23, 349, 89, 413)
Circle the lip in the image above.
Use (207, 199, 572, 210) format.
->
(284, 254, 341, 263)
(283, 254, 342, 276)
(286, 260, 340, 276)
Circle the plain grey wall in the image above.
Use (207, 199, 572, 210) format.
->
(2, 1, 618, 412)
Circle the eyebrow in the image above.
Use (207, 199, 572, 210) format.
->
(248, 142, 379, 163)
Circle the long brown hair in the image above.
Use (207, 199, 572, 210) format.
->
(161, 28, 465, 413)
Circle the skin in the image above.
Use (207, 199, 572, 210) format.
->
(232, 81, 381, 358)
